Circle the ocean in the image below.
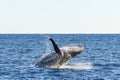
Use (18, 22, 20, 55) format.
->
(0, 34, 119, 80)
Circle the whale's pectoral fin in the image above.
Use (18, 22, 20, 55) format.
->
(49, 38, 62, 56)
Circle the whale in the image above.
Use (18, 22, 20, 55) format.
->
(33, 38, 84, 68)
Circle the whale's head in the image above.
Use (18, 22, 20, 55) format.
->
(60, 45, 84, 58)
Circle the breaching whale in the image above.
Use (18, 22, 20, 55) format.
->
(33, 38, 84, 68)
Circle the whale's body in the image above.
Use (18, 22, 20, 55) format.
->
(33, 38, 84, 68)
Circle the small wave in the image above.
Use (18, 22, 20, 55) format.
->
(16, 64, 35, 68)
(59, 62, 93, 70)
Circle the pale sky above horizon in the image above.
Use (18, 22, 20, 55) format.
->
(0, 0, 120, 33)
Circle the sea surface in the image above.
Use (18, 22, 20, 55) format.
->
(0, 34, 119, 80)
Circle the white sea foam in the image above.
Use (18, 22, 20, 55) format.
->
(59, 62, 93, 70)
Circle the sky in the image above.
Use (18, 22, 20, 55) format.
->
(0, 0, 120, 33)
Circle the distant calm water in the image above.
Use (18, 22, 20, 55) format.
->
(0, 34, 119, 80)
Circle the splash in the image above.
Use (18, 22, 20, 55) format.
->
(37, 37, 52, 62)
(16, 64, 35, 68)
(59, 62, 93, 70)
(33, 35, 52, 64)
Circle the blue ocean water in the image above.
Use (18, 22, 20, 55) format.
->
(0, 34, 119, 80)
